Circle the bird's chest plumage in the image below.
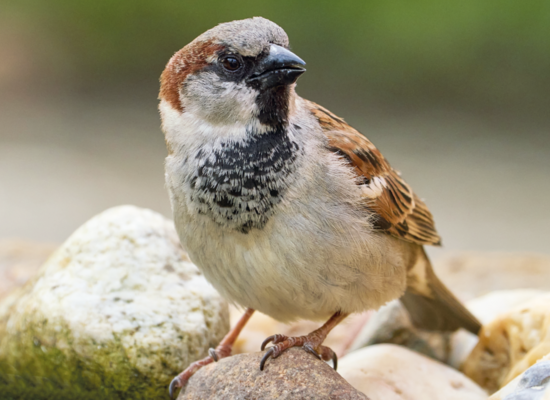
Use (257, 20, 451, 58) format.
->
(187, 127, 302, 233)
(165, 119, 409, 322)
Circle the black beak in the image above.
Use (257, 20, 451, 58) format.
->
(247, 44, 306, 89)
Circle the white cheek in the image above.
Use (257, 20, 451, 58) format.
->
(159, 99, 270, 151)
(183, 72, 259, 125)
(228, 84, 259, 121)
(159, 100, 185, 145)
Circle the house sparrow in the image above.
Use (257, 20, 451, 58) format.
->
(159, 17, 481, 397)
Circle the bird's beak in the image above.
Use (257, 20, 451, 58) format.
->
(247, 44, 306, 89)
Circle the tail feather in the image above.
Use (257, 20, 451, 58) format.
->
(401, 248, 481, 335)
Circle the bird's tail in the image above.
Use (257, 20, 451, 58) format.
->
(401, 247, 481, 335)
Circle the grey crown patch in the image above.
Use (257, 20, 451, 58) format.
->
(189, 127, 301, 233)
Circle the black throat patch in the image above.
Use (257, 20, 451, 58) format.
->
(190, 126, 301, 233)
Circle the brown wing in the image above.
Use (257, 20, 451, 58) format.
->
(308, 101, 441, 246)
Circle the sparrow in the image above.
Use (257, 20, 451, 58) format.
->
(159, 17, 481, 398)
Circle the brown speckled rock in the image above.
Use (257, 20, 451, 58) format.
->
(178, 348, 369, 400)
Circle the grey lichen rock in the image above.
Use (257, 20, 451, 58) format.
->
(491, 358, 550, 400)
(179, 347, 369, 400)
(0, 206, 229, 400)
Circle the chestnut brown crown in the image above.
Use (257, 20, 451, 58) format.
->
(159, 17, 305, 121)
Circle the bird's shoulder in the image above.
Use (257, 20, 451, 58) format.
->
(304, 99, 441, 246)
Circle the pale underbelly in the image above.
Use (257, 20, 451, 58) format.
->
(174, 204, 409, 322)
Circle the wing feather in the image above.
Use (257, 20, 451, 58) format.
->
(308, 101, 441, 246)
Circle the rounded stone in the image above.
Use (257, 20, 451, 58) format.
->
(179, 347, 369, 400)
(338, 344, 487, 400)
(463, 292, 550, 393)
(0, 205, 229, 400)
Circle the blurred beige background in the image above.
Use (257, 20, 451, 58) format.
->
(0, 0, 549, 255)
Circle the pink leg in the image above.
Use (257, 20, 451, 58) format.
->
(169, 308, 255, 399)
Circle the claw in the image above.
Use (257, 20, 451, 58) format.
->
(261, 335, 276, 351)
(169, 376, 181, 400)
(260, 346, 275, 371)
(258, 312, 346, 375)
(303, 344, 322, 360)
(208, 348, 218, 362)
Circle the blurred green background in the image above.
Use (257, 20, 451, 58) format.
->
(3, 0, 550, 112)
(0, 0, 549, 254)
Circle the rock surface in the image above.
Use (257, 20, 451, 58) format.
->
(348, 257, 550, 371)
(490, 356, 550, 400)
(465, 289, 546, 325)
(338, 344, 487, 400)
(463, 292, 550, 393)
(0, 206, 229, 400)
(448, 289, 546, 369)
(348, 291, 548, 372)
(348, 300, 453, 363)
(179, 347, 368, 400)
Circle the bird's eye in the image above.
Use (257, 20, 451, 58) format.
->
(221, 56, 242, 72)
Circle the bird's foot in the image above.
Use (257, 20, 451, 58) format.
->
(259, 311, 347, 371)
(168, 308, 255, 399)
(168, 343, 231, 399)
(260, 332, 337, 371)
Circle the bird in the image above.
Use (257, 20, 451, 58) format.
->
(159, 17, 481, 398)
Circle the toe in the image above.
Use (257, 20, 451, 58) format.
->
(169, 376, 181, 399)
(316, 345, 337, 370)
(261, 335, 275, 351)
(208, 347, 218, 361)
(260, 347, 275, 371)
(261, 333, 287, 350)
(303, 343, 322, 360)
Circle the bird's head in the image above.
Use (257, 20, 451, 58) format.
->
(159, 17, 306, 134)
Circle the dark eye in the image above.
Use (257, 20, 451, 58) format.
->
(221, 56, 242, 72)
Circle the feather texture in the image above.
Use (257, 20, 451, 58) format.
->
(308, 101, 442, 246)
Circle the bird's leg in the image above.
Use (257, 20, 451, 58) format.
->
(169, 308, 255, 399)
(260, 311, 348, 371)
